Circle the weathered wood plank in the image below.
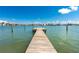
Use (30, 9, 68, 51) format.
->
(26, 28, 57, 53)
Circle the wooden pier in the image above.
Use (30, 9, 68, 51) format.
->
(26, 28, 57, 53)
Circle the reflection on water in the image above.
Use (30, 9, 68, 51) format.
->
(0, 25, 79, 53)
(45, 26, 79, 53)
(66, 25, 68, 40)
(0, 26, 33, 53)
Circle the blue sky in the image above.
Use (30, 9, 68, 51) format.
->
(0, 6, 79, 24)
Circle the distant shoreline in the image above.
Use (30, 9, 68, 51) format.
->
(1, 23, 79, 26)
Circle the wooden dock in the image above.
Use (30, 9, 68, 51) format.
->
(26, 28, 57, 53)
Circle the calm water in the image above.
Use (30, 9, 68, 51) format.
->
(0, 26, 79, 53)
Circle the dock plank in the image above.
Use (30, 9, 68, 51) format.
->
(26, 28, 57, 53)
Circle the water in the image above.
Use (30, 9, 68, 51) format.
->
(0, 26, 33, 53)
(0, 26, 79, 53)
(45, 26, 79, 53)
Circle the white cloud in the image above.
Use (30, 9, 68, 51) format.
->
(0, 20, 8, 23)
(69, 6, 78, 11)
(0, 19, 15, 24)
(58, 6, 78, 14)
(58, 8, 71, 14)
